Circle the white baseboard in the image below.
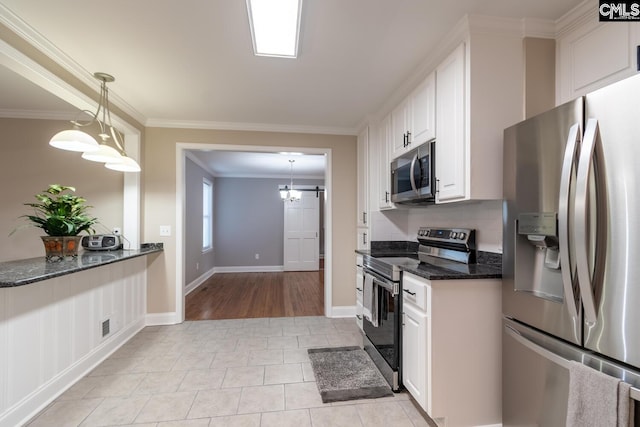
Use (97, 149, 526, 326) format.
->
(185, 267, 215, 296)
(145, 312, 181, 326)
(330, 305, 356, 318)
(214, 265, 284, 273)
(8, 318, 145, 427)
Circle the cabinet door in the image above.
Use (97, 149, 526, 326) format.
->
(391, 99, 410, 158)
(356, 127, 369, 227)
(435, 43, 466, 202)
(378, 114, 394, 209)
(356, 262, 364, 330)
(402, 301, 428, 410)
(356, 227, 369, 250)
(557, 19, 640, 104)
(410, 72, 436, 145)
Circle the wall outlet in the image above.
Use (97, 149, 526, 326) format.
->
(160, 225, 171, 236)
(255, 253, 260, 260)
(112, 227, 121, 235)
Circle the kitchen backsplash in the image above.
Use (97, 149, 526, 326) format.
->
(371, 200, 503, 253)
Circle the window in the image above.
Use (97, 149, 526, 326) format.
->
(202, 178, 213, 251)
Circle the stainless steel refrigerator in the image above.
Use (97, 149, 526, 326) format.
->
(503, 73, 640, 426)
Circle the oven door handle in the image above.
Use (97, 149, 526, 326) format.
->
(364, 269, 398, 295)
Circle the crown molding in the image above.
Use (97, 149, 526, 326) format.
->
(521, 18, 557, 39)
(145, 118, 357, 136)
(556, 0, 596, 38)
(0, 3, 146, 126)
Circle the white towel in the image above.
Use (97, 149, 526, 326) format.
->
(363, 274, 378, 327)
(566, 360, 633, 427)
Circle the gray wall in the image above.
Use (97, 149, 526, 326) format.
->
(184, 157, 216, 284)
(214, 177, 324, 267)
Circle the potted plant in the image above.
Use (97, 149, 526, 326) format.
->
(15, 184, 98, 261)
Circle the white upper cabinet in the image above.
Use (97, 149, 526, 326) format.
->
(435, 44, 466, 202)
(433, 27, 524, 203)
(556, 5, 640, 104)
(391, 72, 436, 158)
(410, 72, 436, 146)
(356, 126, 369, 228)
(377, 114, 394, 210)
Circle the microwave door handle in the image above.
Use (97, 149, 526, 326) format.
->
(558, 123, 581, 319)
(409, 153, 419, 194)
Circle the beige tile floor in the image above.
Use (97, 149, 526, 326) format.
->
(27, 316, 433, 427)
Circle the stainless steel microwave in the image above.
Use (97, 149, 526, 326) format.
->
(390, 139, 435, 205)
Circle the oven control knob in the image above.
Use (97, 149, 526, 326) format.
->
(458, 232, 466, 240)
(450, 232, 457, 239)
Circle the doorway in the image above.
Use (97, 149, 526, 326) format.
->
(175, 143, 333, 322)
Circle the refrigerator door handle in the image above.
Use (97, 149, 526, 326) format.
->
(575, 118, 599, 324)
(558, 123, 581, 319)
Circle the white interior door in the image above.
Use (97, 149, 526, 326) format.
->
(284, 191, 319, 271)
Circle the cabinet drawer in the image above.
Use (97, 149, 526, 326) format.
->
(402, 273, 428, 312)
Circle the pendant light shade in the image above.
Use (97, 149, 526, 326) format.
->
(105, 155, 141, 172)
(81, 143, 123, 163)
(49, 129, 100, 152)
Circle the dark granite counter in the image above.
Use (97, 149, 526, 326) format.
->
(356, 242, 502, 281)
(0, 243, 163, 288)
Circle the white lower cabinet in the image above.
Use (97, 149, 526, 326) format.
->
(401, 272, 502, 427)
(355, 255, 364, 330)
(402, 293, 428, 408)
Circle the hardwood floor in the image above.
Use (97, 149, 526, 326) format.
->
(185, 267, 324, 320)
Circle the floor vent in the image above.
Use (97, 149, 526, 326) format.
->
(102, 319, 110, 337)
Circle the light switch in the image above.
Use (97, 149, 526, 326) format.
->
(160, 225, 171, 236)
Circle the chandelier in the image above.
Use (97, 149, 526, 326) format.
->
(280, 159, 301, 201)
(49, 72, 141, 172)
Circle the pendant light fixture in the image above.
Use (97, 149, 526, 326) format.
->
(280, 159, 301, 201)
(49, 72, 141, 172)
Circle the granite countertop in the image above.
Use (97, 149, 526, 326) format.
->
(356, 241, 502, 281)
(0, 243, 163, 288)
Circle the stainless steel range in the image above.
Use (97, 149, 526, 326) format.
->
(361, 227, 476, 391)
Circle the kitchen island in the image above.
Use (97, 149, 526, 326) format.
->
(0, 245, 163, 427)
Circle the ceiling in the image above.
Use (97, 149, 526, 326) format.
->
(0, 0, 584, 176)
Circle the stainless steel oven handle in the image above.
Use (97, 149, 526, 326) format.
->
(363, 269, 398, 295)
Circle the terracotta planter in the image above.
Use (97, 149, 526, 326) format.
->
(41, 236, 82, 262)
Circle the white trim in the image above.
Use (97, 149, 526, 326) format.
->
(0, 3, 146, 126)
(555, 0, 595, 38)
(214, 266, 285, 273)
(145, 312, 180, 326)
(329, 305, 356, 318)
(176, 143, 333, 322)
(184, 267, 216, 296)
(0, 109, 77, 120)
(147, 118, 357, 136)
(4, 318, 145, 427)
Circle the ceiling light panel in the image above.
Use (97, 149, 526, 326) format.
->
(247, 0, 302, 58)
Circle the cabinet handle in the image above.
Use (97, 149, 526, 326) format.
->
(356, 315, 363, 320)
(385, 191, 389, 203)
(363, 232, 368, 245)
(436, 178, 440, 193)
(407, 131, 412, 145)
(403, 289, 416, 296)
(637, 45, 639, 72)
(403, 133, 408, 147)
(356, 287, 363, 292)
(362, 212, 367, 224)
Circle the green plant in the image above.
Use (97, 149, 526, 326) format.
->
(17, 184, 98, 236)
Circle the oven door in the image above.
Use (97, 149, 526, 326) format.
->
(363, 270, 401, 373)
